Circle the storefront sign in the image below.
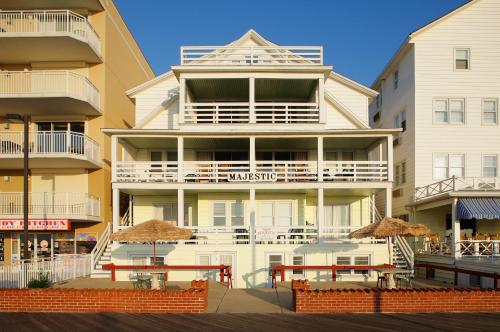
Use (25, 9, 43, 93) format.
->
(228, 172, 277, 182)
(255, 227, 277, 241)
(0, 219, 71, 231)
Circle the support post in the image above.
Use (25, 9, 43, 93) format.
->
(249, 189, 255, 245)
(317, 188, 324, 243)
(249, 77, 255, 123)
(112, 188, 120, 232)
(451, 198, 461, 259)
(387, 135, 393, 182)
(249, 136, 256, 173)
(317, 136, 323, 182)
(177, 189, 184, 227)
(111, 135, 117, 182)
(318, 78, 325, 123)
(22, 115, 29, 260)
(385, 187, 392, 217)
(179, 78, 185, 124)
(177, 137, 184, 182)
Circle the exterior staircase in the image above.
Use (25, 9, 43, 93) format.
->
(393, 235, 414, 272)
(90, 223, 112, 278)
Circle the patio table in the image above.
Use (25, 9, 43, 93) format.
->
(374, 267, 410, 289)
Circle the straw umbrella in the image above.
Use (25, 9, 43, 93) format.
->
(110, 219, 192, 264)
(348, 217, 430, 265)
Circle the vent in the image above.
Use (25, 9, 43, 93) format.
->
(392, 189, 402, 198)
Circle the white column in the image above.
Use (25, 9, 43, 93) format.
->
(179, 78, 186, 124)
(112, 188, 120, 232)
(177, 137, 184, 182)
(249, 189, 255, 245)
(111, 135, 118, 182)
(451, 198, 461, 259)
(387, 135, 393, 182)
(317, 136, 323, 182)
(317, 188, 324, 243)
(318, 78, 325, 123)
(249, 136, 256, 173)
(385, 187, 392, 217)
(178, 189, 184, 227)
(249, 77, 255, 123)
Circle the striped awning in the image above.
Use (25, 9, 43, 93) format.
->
(457, 198, 500, 220)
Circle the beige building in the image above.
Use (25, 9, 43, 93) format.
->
(370, 0, 500, 286)
(0, 0, 154, 263)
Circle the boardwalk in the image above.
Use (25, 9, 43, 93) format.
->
(0, 313, 499, 332)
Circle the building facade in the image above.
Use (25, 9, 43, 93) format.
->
(369, 0, 500, 285)
(101, 30, 400, 287)
(0, 0, 154, 263)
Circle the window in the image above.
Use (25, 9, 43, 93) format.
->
(483, 155, 498, 177)
(455, 49, 470, 70)
(213, 201, 245, 226)
(433, 98, 465, 124)
(395, 161, 407, 187)
(324, 204, 350, 228)
(353, 256, 369, 275)
(336, 256, 351, 275)
(213, 202, 227, 226)
(433, 153, 465, 179)
(335, 255, 370, 276)
(258, 201, 293, 227)
(231, 201, 244, 226)
(292, 255, 304, 275)
(394, 110, 407, 132)
(393, 70, 399, 90)
(268, 254, 283, 276)
(482, 99, 498, 125)
(153, 203, 177, 224)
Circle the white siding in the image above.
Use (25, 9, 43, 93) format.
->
(325, 77, 369, 125)
(134, 75, 179, 125)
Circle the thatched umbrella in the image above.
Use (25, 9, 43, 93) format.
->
(348, 217, 430, 265)
(110, 219, 192, 264)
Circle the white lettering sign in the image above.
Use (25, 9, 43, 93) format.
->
(255, 227, 277, 241)
(0, 219, 71, 231)
(227, 172, 277, 182)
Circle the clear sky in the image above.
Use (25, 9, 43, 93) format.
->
(115, 0, 467, 87)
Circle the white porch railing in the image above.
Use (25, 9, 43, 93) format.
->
(116, 161, 178, 182)
(0, 255, 91, 288)
(183, 161, 250, 182)
(91, 223, 111, 271)
(0, 131, 100, 164)
(0, 71, 100, 111)
(322, 225, 386, 243)
(0, 192, 100, 218)
(181, 46, 323, 65)
(184, 102, 250, 123)
(255, 103, 319, 123)
(415, 176, 500, 201)
(323, 161, 388, 181)
(460, 240, 500, 256)
(0, 10, 101, 56)
(255, 161, 317, 182)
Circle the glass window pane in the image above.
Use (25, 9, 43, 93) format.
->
(434, 168, 448, 179)
(276, 201, 292, 226)
(484, 155, 497, 167)
(336, 256, 351, 265)
(456, 49, 469, 60)
(332, 205, 350, 227)
(213, 202, 226, 226)
(354, 256, 369, 265)
(231, 201, 244, 226)
(292, 255, 304, 275)
(434, 154, 448, 167)
(449, 154, 464, 168)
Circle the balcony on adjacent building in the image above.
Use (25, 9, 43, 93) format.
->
(414, 176, 500, 202)
(0, 71, 101, 116)
(0, 131, 101, 169)
(0, 10, 101, 63)
(0, 192, 101, 221)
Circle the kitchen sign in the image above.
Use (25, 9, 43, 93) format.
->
(228, 172, 278, 182)
(0, 219, 71, 231)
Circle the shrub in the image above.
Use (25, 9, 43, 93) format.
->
(27, 272, 52, 288)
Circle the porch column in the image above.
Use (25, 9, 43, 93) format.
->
(112, 188, 120, 232)
(387, 135, 393, 182)
(249, 77, 256, 123)
(317, 188, 324, 243)
(111, 135, 117, 182)
(179, 78, 186, 124)
(318, 78, 325, 123)
(178, 189, 184, 227)
(385, 188, 392, 217)
(249, 136, 256, 173)
(249, 189, 255, 245)
(177, 137, 184, 182)
(317, 136, 323, 182)
(451, 198, 461, 259)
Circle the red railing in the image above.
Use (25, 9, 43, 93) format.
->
(102, 264, 233, 288)
(415, 263, 499, 290)
(271, 264, 393, 288)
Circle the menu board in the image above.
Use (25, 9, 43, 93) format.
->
(0, 233, 4, 262)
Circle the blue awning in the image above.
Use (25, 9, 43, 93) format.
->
(457, 198, 500, 220)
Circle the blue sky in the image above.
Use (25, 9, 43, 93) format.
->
(115, 0, 467, 87)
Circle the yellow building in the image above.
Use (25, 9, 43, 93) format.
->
(0, 0, 154, 263)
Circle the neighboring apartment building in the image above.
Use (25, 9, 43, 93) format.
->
(98, 30, 401, 287)
(369, 0, 500, 283)
(0, 0, 154, 263)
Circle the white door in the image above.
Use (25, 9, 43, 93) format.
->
(276, 201, 292, 227)
(266, 253, 284, 287)
(217, 253, 237, 288)
(259, 202, 274, 226)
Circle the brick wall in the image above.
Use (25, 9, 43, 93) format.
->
(292, 279, 500, 313)
(0, 280, 208, 313)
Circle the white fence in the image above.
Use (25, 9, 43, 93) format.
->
(255, 103, 319, 123)
(181, 46, 323, 65)
(184, 102, 250, 123)
(0, 192, 100, 218)
(0, 255, 91, 288)
(0, 10, 101, 56)
(0, 131, 100, 164)
(323, 161, 389, 181)
(0, 71, 100, 111)
(415, 176, 500, 201)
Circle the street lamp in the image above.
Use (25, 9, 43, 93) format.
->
(6, 114, 30, 260)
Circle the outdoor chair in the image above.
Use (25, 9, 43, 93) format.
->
(395, 274, 413, 288)
(376, 271, 387, 288)
(132, 272, 152, 289)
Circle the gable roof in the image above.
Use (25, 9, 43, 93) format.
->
(371, 0, 477, 88)
(325, 90, 370, 129)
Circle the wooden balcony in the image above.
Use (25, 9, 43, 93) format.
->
(415, 177, 500, 201)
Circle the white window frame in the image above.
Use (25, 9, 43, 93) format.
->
(482, 98, 498, 125)
(333, 254, 372, 278)
(257, 200, 294, 227)
(211, 200, 245, 227)
(433, 153, 466, 180)
(454, 48, 470, 70)
(482, 154, 498, 177)
(433, 98, 466, 125)
(289, 253, 305, 278)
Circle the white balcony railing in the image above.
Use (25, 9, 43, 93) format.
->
(0, 192, 100, 218)
(181, 46, 323, 65)
(255, 103, 319, 123)
(184, 102, 250, 124)
(0, 71, 100, 111)
(415, 176, 500, 201)
(0, 131, 100, 165)
(460, 240, 500, 256)
(114, 160, 390, 183)
(0, 10, 101, 56)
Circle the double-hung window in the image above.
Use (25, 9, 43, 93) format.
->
(212, 201, 245, 227)
(482, 99, 498, 125)
(335, 255, 370, 276)
(455, 49, 470, 70)
(483, 155, 498, 177)
(394, 161, 407, 187)
(433, 98, 465, 124)
(393, 70, 399, 90)
(394, 110, 407, 132)
(433, 153, 465, 180)
(258, 201, 293, 227)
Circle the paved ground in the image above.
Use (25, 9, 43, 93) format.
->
(0, 312, 499, 332)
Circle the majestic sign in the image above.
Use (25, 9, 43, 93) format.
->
(255, 227, 277, 241)
(228, 172, 277, 182)
(0, 219, 71, 231)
